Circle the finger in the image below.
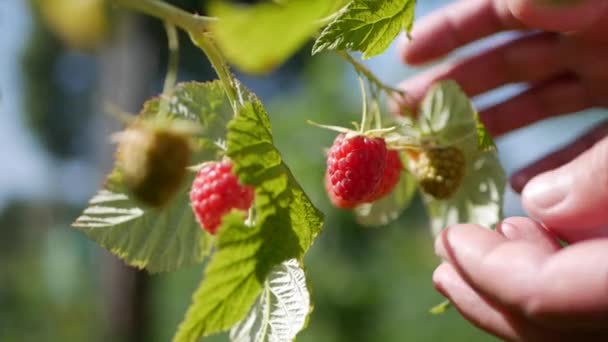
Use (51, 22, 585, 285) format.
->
(396, 33, 566, 108)
(511, 121, 608, 192)
(435, 224, 550, 312)
(436, 224, 608, 331)
(506, 0, 608, 33)
(433, 262, 552, 342)
(479, 75, 594, 136)
(526, 239, 608, 330)
(497, 217, 562, 252)
(522, 136, 608, 242)
(399, 0, 521, 65)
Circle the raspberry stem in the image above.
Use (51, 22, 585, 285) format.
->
(111, 0, 240, 113)
(358, 76, 369, 133)
(111, 0, 216, 33)
(158, 22, 179, 117)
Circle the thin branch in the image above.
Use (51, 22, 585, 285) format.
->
(112, 0, 216, 34)
(112, 0, 240, 112)
(159, 22, 179, 117)
(336, 50, 405, 97)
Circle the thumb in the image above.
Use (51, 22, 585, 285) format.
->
(506, 0, 608, 32)
(522, 137, 608, 242)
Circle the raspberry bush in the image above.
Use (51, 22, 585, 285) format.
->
(61, 0, 507, 340)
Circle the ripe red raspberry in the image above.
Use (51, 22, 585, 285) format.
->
(325, 171, 357, 209)
(190, 161, 254, 235)
(326, 134, 387, 203)
(365, 150, 403, 202)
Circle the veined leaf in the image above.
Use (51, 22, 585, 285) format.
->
(476, 116, 497, 152)
(72, 81, 232, 273)
(229, 259, 310, 342)
(417, 81, 506, 235)
(418, 80, 478, 150)
(209, 0, 331, 74)
(313, 0, 416, 58)
(174, 95, 323, 340)
(424, 151, 505, 236)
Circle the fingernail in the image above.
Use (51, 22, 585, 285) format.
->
(522, 171, 570, 210)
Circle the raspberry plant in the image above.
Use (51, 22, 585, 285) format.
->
(56, 0, 508, 340)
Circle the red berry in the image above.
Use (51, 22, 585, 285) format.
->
(324, 171, 358, 209)
(190, 161, 254, 235)
(326, 134, 387, 204)
(365, 150, 403, 202)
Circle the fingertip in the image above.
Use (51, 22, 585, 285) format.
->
(498, 217, 562, 252)
(521, 138, 608, 242)
(398, 33, 420, 65)
(506, 0, 608, 32)
(432, 262, 454, 295)
(434, 228, 449, 261)
(509, 171, 528, 194)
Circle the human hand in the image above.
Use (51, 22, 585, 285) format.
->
(394, 1, 608, 340)
(433, 124, 608, 341)
(393, 0, 608, 193)
(433, 217, 608, 341)
(432, 130, 608, 341)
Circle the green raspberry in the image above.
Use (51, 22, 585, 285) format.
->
(116, 122, 193, 208)
(414, 147, 465, 200)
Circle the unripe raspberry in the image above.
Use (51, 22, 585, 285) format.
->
(190, 161, 254, 235)
(413, 147, 465, 200)
(116, 124, 192, 207)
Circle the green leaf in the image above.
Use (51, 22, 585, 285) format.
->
(429, 300, 452, 315)
(476, 117, 497, 152)
(72, 81, 232, 273)
(424, 151, 506, 236)
(209, 0, 331, 74)
(354, 168, 417, 227)
(174, 96, 323, 340)
(229, 259, 311, 342)
(418, 80, 478, 149)
(417, 81, 506, 235)
(313, 0, 417, 58)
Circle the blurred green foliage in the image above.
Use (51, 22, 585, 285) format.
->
(3, 0, 496, 341)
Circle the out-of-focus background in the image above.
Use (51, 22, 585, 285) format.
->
(1, 0, 606, 341)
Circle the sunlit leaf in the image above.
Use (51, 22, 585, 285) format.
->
(354, 169, 417, 227)
(424, 151, 505, 236)
(313, 0, 416, 58)
(229, 259, 311, 342)
(209, 0, 331, 74)
(174, 94, 323, 340)
(476, 117, 497, 152)
(416, 81, 506, 235)
(72, 81, 232, 273)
